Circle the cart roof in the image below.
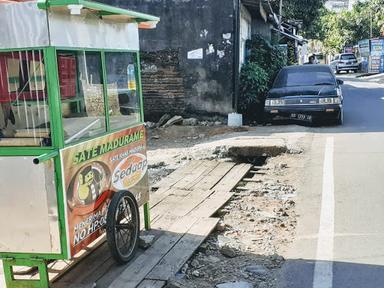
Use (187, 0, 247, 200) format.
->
(0, 0, 159, 50)
(37, 0, 159, 29)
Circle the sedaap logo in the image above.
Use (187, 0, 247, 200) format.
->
(112, 153, 148, 190)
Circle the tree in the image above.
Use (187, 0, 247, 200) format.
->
(239, 35, 286, 123)
(317, 0, 384, 53)
(270, 0, 326, 38)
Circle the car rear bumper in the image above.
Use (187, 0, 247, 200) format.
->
(337, 65, 359, 71)
(264, 104, 342, 121)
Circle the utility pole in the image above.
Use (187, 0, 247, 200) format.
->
(279, 0, 283, 29)
(277, 0, 283, 43)
(370, 10, 373, 38)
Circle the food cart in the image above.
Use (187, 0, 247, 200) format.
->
(0, 0, 159, 286)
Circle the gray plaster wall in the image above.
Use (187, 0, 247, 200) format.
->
(252, 17, 272, 42)
(100, 0, 236, 118)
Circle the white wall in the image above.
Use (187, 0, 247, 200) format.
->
(240, 4, 252, 68)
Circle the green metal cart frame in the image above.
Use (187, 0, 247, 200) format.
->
(0, 1, 159, 287)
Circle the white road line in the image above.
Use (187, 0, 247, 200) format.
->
(313, 137, 335, 288)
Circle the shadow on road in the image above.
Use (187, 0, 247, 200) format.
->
(279, 257, 384, 288)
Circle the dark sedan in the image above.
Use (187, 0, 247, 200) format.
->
(264, 65, 344, 125)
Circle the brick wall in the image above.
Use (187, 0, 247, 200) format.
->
(140, 49, 186, 121)
(101, 0, 236, 120)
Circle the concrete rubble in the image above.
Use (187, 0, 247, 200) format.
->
(139, 234, 156, 250)
(216, 281, 253, 288)
(150, 114, 227, 129)
(163, 115, 184, 127)
(182, 118, 199, 126)
(145, 124, 306, 288)
(226, 138, 288, 158)
(156, 113, 172, 127)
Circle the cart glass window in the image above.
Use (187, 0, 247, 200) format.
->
(57, 51, 107, 144)
(105, 52, 141, 130)
(0, 50, 51, 147)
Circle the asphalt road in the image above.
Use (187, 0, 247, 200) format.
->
(278, 76, 384, 287)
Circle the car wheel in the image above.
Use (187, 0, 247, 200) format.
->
(263, 114, 273, 126)
(336, 109, 344, 125)
(263, 119, 273, 126)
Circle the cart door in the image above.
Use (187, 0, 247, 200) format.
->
(0, 157, 61, 254)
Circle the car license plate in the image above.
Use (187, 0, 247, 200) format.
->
(290, 113, 312, 121)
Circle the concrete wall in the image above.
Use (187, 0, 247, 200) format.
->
(100, 0, 236, 119)
(252, 17, 272, 42)
(240, 4, 252, 67)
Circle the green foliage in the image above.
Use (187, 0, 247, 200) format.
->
(270, 0, 326, 38)
(287, 41, 297, 65)
(317, 0, 384, 53)
(246, 35, 286, 83)
(239, 35, 286, 122)
(239, 62, 269, 111)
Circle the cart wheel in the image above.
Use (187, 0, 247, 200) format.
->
(106, 190, 140, 264)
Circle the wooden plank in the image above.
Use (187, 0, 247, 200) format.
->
(149, 189, 194, 221)
(150, 189, 215, 229)
(190, 162, 235, 191)
(53, 282, 95, 288)
(152, 160, 202, 189)
(12, 236, 107, 285)
(51, 161, 248, 288)
(146, 218, 219, 281)
(137, 280, 166, 288)
(181, 161, 221, 190)
(149, 187, 190, 209)
(253, 166, 269, 170)
(94, 233, 162, 288)
(169, 189, 214, 217)
(243, 178, 262, 183)
(89, 253, 130, 287)
(186, 191, 234, 219)
(235, 186, 251, 191)
(151, 186, 172, 196)
(108, 217, 200, 288)
(53, 238, 109, 285)
(173, 161, 218, 190)
(150, 161, 236, 207)
(249, 171, 266, 175)
(212, 163, 252, 192)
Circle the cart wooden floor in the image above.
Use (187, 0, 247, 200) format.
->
(0, 160, 252, 288)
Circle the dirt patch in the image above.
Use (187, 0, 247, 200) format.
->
(146, 124, 308, 288)
(148, 126, 251, 148)
(163, 154, 299, 288)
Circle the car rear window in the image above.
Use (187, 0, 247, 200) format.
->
(341, 54, 356, 60)
(273, 68, 335, 88)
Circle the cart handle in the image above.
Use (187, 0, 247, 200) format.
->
(33, 150, 59, 165)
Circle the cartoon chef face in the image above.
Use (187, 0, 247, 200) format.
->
(77, 165, 103, 205)
(83, 169, 95, 186)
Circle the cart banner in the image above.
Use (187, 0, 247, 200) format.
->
(60, 125, 149, 257)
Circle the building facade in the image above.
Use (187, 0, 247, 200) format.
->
(325, 0, 357, 12)
(100, 0, 276, 120)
